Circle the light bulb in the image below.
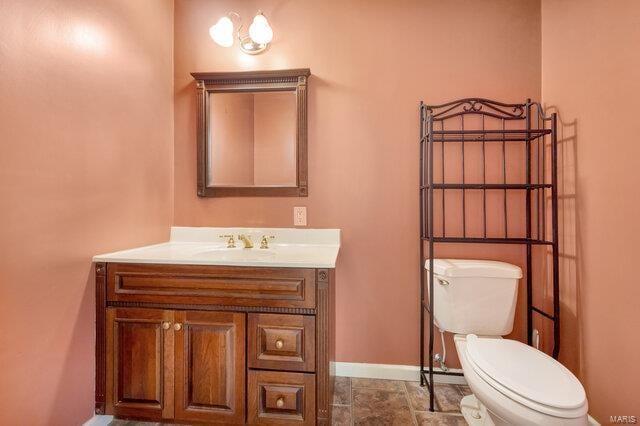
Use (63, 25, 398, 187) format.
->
(209, 16, 234, 47)
(249, 13, 273, 45)
(252, 14, 268, 27)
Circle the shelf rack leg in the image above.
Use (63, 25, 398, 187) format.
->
(428, 115, 435, 412)
(525, 100, 533, 346)
(551, 112, 561, 358)
(419, 102, 425, 387)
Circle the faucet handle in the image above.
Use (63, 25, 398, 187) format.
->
(260, 235, 275, 249)
(219, 234, 235, 248)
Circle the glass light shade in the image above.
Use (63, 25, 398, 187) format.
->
(249, 13, 273, 45)
(209, 16, 234, 47)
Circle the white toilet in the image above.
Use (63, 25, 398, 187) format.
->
(426, 259, 588, 426)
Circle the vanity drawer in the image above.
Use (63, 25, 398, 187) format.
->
(248, 370, 315, 425)
(106, 263, 316, 309)
(248, 313, 316, 372)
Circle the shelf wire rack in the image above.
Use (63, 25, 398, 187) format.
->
(419, 98, 559, 411)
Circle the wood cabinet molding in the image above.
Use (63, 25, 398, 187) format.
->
(95, 262, 107, 415)
(109, 301, 316, 315)
(315, 268, 334, 423)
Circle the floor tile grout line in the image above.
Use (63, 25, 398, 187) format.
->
(414, 410, 466, 417)
(349, 377, 354, 426)
(455, 384, 470, 398)
(402, 381, 419, 426)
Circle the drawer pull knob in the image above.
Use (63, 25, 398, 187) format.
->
(162, 322, 171, 330)
(275, 339, 284, 349)
(276, 397, 285, 408)
(174, 323, 183, 331)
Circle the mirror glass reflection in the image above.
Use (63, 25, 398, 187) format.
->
(208, 91, 297, 187)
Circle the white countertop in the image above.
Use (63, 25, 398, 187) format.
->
(93, 227, 341, 268)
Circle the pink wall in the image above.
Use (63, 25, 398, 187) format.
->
(0, 1, 174, 424)
(541, 0, 640, 421)
(174, 0, 541, 366)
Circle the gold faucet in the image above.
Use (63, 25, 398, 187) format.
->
(219, 234, 235, 248)
(238, 234, 254, 249)
(260, 235, 275, 249)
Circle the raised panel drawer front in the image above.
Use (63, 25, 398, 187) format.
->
(248, 313, 316, 372)
(106, 263, 316, 309)
(248, 370, 316, 425)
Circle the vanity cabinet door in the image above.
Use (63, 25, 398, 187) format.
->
(173, 310, 246, 424)
(106, 308, 174, 420)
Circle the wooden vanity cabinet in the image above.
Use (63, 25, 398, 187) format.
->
(95, 262, 335, 425)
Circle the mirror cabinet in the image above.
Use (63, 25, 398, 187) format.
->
(191, 69, 310, 197)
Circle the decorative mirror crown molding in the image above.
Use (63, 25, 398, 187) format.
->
(191, 68, 310, 83)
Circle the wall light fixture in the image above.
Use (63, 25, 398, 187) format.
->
(209, 11, 273, 55)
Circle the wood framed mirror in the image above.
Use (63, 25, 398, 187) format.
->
(191, 69, 310, 197)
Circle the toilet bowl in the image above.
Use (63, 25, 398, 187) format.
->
(425, 259, 588, 425)
(455, 334, 588, 425)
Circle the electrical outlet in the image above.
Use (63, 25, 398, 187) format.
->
(293, 206, 307, 226)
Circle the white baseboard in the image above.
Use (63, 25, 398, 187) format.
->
(334, 362, 467, 385)
(83, 415, 114, 426)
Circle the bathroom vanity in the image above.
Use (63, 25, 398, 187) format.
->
(93, 227, 340, 425)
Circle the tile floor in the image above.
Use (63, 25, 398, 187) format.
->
(332, 377, 470, 425)
(108, 377, 471, 426)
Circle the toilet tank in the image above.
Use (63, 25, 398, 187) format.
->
(425, 259, 522, 336)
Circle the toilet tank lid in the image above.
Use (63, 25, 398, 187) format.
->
(424, 259, 522, 279)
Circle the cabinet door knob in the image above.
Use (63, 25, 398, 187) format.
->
(174, 323, 182, 331)
(275, 339, 284, 349)
(276, 397, 285, 408)
(162, 322, 171, 330)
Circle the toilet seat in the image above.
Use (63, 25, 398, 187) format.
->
(465, 335, 588, 419)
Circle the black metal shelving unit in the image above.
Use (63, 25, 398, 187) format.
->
(419, 98, 559, 411)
